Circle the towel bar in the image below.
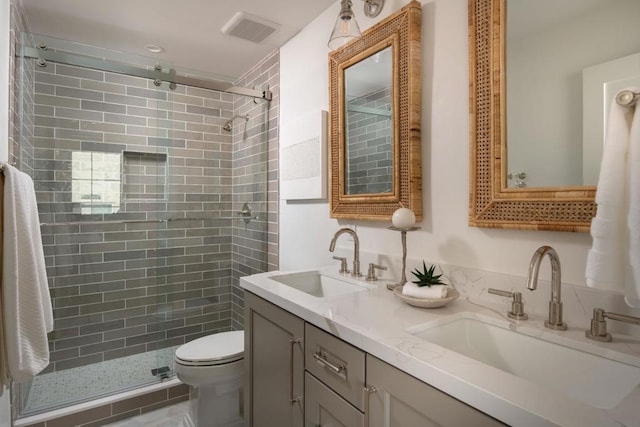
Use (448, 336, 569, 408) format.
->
(0, 162, 18, 172)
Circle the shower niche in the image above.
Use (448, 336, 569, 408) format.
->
(122, 151, 168, 204)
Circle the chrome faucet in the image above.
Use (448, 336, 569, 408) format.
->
(329, 228, 362, 277)
(526, 246, 567, 330)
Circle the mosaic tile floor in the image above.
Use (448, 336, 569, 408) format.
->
(23, 347, 179, 415)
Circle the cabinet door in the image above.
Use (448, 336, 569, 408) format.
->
(245, 292, 304, 427)
(366, 355, 505, 427)
(305, 323, 365, 410)
(305, 373, 364, 427)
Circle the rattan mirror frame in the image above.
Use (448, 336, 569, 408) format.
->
(468, 0, 596, 232)
(329, 0, 422, 221)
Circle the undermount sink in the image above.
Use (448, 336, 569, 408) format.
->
(408, 313, 640, 409)
(269, 271, 374, 298)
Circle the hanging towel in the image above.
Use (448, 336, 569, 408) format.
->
(626, 100, 640, 307)
(1, 164, 53, 384)
(586, 88, 640, 308)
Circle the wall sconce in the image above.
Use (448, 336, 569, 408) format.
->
(328, 0, 385, 50)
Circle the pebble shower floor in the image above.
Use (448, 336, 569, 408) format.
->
(22, 347, 179, 415)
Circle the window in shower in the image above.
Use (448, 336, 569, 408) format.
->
(71, 151, 122, 214)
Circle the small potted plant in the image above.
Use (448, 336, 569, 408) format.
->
(396, 261, 457, 307)
(410, 262, 445, 288)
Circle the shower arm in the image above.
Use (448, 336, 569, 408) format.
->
(223, 114, 250, 131)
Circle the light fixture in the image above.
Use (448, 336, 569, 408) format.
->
(328, 0, 385, 50)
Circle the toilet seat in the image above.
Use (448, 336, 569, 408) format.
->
(175, 331, 244, 367)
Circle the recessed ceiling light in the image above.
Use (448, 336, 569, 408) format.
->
(144, 44, 165, 53)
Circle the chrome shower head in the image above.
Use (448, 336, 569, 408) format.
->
(222, 114, 249, 132)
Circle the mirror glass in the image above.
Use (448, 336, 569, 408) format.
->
(505, 0, 640, 189)
(344, 46, 393, 195)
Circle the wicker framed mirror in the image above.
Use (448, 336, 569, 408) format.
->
(468, 0, 596, 232)
(329, 1, 422, 221)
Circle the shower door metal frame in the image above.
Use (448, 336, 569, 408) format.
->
(21, 46, 273, 101)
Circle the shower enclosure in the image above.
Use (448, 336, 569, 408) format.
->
(14, 33, 274, 418)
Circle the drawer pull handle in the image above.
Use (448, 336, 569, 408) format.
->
(364, 385, 377, 427)
(312, 351, 346, 375)
(289, 338, 302, 406)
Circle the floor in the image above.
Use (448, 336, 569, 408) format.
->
(103, 400, 189, 427)
(22, 347, 179, 415)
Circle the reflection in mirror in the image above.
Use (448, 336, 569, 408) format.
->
(345, 46, 393, 195)
(505, 0, 640, 189)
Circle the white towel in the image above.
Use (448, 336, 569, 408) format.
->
(1, 164, 53, 384)
(586, 89, 640, 308)
(626, 101, 640, 307)
(402, 282, 448, 299)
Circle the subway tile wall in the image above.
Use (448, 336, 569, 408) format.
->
(9, 0, 34, 175)
(24, 48, 279, 373)
(230, 50, 280, 330)
(346, 87, 392, 194)
(33, 61, 236, 373)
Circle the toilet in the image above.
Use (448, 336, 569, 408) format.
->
(174, 331, 244, 427)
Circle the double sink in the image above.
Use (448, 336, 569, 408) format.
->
(268, 270, 640, 411)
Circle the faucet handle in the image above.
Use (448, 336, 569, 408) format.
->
(488, 288, 528, 320)
(366, 263, 387, 281)
(332, 256, 350, 274)
(586, 308, 640, 342)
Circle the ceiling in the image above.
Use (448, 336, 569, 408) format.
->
(20, 0, 337, 81)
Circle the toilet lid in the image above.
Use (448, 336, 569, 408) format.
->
(175, 331, 244, 364)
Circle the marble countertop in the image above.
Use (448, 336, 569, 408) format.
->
(240, 267, 640, 427)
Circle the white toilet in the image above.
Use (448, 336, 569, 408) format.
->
(174, 331, 244, 427)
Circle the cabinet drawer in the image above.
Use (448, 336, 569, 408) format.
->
(305, 323, 365, 410)
(305, 372, 364, 427)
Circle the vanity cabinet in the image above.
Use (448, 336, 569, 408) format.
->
(244, 292, 304, 427)
(366, 355, 505, 427)
(305, 372, 364, 426)
(245, 292, 504, 427)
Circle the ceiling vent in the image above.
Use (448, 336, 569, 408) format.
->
(221, 12, 280, 44)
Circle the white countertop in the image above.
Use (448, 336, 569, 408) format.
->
(240, 267, 640, 427)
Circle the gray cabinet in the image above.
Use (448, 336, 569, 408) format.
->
(305, 323, 365, 410)
(244, 292, 505, 427)
(244, 293, 304, 427)
(366, 355, 505, 427)
(305, 373, 364, 427)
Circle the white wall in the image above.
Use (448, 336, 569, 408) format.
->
(280, 0, 593, 287)
(0, 0, 12, 421)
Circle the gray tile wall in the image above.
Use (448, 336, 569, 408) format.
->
(31, 59, 244, 373)
(9, 0, 34, 175)
(230, 49, 280, 330)
(12, 12, 279, 388)
(346, 87, 393, 194)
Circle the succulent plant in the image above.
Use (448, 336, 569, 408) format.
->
(411, 262, 445, 287)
